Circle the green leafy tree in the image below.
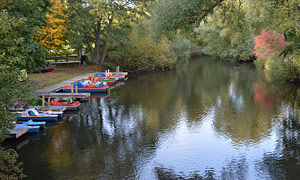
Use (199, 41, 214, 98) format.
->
(153, 0, 224, 33)
(0, 0, 51, 70)
(115, 24, 176, 71)
(0, 1, 50, 178)
(0, 148, 26, 179)
(66, 0, 150, 64)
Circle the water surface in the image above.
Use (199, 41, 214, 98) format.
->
(17, 56, 300, 179)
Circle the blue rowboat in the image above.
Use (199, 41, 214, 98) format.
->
(18, 120, 46, 129)
(62, 81, 109, 93)
(17, 116, 58, 122)
(27, 126, 40, 134)
(17, 108, 58, 122)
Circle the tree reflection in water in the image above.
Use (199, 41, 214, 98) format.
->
(257, 105, 300, 179)
(154, 156, 248, 180)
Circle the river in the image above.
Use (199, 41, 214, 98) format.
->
(16, 56, 300, 179)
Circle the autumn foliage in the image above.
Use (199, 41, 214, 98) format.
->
(35, 0, 67, 53)
(253, 29, 288, 59)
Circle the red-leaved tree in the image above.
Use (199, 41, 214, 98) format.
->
(253, 29, 289, 59)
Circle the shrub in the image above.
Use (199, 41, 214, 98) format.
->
(253, 29, 289, 59)
(121, 27, 176, 71)
(105, 63, 115, 71)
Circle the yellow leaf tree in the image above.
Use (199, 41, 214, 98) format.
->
(35, 0, 67, 54)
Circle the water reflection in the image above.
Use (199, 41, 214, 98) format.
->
(17, 56, 300, 179)
(256, 105, 300, 179)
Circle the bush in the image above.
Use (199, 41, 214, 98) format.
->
(252, 29, 300, 82)
(170, 34, 195, 64)
(253, 29, 289, 59)
(104, 63, 115, 71)
(277, 55, 300, 82)
(119, 26, 176, 71)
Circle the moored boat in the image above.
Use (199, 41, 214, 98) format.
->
(88, 75, 118, 86)
(49, 99, 80, 111)
(17, 120, 46, 129)
(17, 108, 58, 122)
(96, 72, 126, 81)
(62, 81, 109, 93)
(110, 73, 126, 80)
(14, 108, 64, 118)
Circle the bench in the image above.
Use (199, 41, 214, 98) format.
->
(48, 56, 81, 67)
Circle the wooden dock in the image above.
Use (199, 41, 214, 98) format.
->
(35, 72, 127, 95)
(36, 92, 90, 98)
(111, 72, 128, 76)
(34, 71, 128, 108)
(7, 126, 28, 139)
(36, 72, 96, 95)
(10, 106, 66, 112)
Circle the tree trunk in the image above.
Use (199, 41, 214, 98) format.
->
(100, 41, 108, 64)
(78, 49, 82, 60)
(85, 31, 95, 63)
(94, 19, 102, 64)
(100, 17, 113, 64)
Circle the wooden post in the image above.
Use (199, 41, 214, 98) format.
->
(75, 83, 78, 93)
(48, 97, 50, 105)
(42, 96, 45, 110)
(71, 83, 74, 103)
(116, 66, 119, 73)
(71, 83, 74, 94)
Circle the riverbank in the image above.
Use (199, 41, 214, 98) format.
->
(28, 65, 105, 89)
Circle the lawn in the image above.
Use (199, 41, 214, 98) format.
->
(28, 64, 105, 89)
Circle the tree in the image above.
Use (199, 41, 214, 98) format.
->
(66, 0, 150, 64)
(153, 0, 224, 33)
(0, 1, 50, 178)
(35, 0, 68, 54)
(0, 0, 51, 70)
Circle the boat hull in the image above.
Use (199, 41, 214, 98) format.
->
(18, 120, 46, 129)
(62, 86, 109, 93)
(27, 126, 40, 134)
(49, 101, 80, 111)
(17, 116, 58, 122)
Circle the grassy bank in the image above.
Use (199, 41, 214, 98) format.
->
(28, 64, 105, 89)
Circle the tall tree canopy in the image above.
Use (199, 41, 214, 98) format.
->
(0, 0, 51, 70)
(153, 0, 223, 32)
(153, 0, 299, 60)
(0, 1, 50, 178)
(66, 0, 151, 64)
(35, 0, 68, 54)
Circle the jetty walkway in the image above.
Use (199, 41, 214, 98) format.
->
(36, 72, 96, 96)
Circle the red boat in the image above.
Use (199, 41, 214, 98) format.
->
(50, 99, 80, 111)
(88, 75, 117, 86)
